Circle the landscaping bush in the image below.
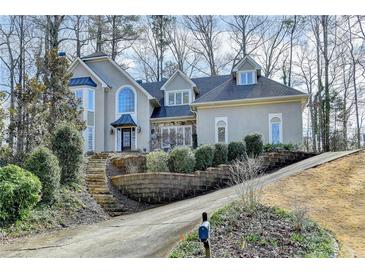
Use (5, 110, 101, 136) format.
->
(146, 150, 169, 172)
(195, 145, 215, 170)
(263, 143, 296, 153)
(244, 133, 263, 157)
(25, 147, 61, 204)
(0, 164, 41, 225)
(228, 141, 246, 162)
(212, 143, 228, 166)
(51, 125, 84, 185)
(168, 147, 196, 173)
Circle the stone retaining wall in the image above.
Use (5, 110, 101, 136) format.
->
(111, 165, 230, 204)
(110, 151, 316, 204)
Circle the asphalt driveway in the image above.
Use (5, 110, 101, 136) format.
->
(0, 150, 357, 258)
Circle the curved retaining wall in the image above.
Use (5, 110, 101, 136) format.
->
(111, 165, 230, 204)
(110, 151, 316, 204)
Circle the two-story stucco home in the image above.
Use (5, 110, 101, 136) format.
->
(68, 52, 308, 153)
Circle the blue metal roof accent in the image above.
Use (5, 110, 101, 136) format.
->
(111, 114, 137, 127)
(69, 77, 97, 87)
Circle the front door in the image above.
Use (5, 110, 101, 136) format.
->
(121, 128, 131, 151)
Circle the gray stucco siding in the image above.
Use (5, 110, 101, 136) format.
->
(71, 63, 105, 152)
(196, 101, 303, 146)
(85, 60, 152, 152)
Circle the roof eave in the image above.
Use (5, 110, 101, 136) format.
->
(191, 94, 309, 109)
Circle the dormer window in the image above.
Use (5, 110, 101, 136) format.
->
(238, 71, 256, 85)
(166, 90, 190, 106)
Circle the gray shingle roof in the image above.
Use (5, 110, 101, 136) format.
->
(193, 75, 306, 104)
(142, 75, 231, 119)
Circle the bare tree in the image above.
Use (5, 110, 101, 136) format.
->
(64, 15, 89, 57)
(228, 157, 265, 209)
(184, 15, 227, 76)
(105, 15, 140, 61)
(0, 16, 18, 151)
(346, 16, 362, 148)
(166, 19, 200, 77)
(256, 16, 289, 78)
(222, 15, 268, 69)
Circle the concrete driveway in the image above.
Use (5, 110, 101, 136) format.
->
(0, 150, 357, 258)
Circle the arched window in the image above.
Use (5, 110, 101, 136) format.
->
(269, 113, 282, 144)
(118, 87, 135, 113)
(215, 117, 228, 143)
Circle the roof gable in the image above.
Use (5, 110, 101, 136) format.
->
(68, 58, 109, 88)
(160, 70, 196, 91)
(232, 55, 262, 72)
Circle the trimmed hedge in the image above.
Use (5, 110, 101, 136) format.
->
(244, 133, 263, 157)
(168, 147, 196, 173)
(212, 143, 228, 166)
(146, 150, 169, 172)
(0, 164, 41, 225)
(195, 145, 215, 170)
(228, 141, 246, 162)
(25, 147, 61, 204)
(51, 125, 84, 185)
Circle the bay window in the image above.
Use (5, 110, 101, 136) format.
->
(161, 125, 193, 148)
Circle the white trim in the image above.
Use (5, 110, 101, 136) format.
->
(114, 85, 138, 151)
(191, 94, 309, 107)
(269, 113, 283, 144)
(68, 58, 109, 88)
(160, 125, 193, 149)
(237, 70, 257, 85)
(160, 69, 197, 91)
(232, 55, 262, 72)
(215, 117, 228, 144)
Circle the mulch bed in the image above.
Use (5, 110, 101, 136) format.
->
(170, 203, 336, 258)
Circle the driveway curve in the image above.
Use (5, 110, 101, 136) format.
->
(0, 150, 357, 258)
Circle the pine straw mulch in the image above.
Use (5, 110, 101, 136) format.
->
(261, 150, 365, 258)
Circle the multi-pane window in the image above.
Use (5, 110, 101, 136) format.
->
(269, 114, 282, 144)
(215, 117, 228, 143)
(166, 90, 190, 106)
(161, 125, 192, 148)
(87, 126, 94, 151)
(87, 89, 95, 111)
(217, 121, 227, 143)
(118, 87, 135, 113)
(239, 71, 255, 85)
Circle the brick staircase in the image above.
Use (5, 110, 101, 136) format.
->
(85, 153, 124, 217)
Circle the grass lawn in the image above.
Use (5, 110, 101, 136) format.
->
(170, 202, 336, 258)
(262, 150, 365, 257)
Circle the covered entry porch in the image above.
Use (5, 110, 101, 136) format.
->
(111, 114, 138, 152)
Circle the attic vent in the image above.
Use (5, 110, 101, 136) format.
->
(136, 80, 143, 84)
